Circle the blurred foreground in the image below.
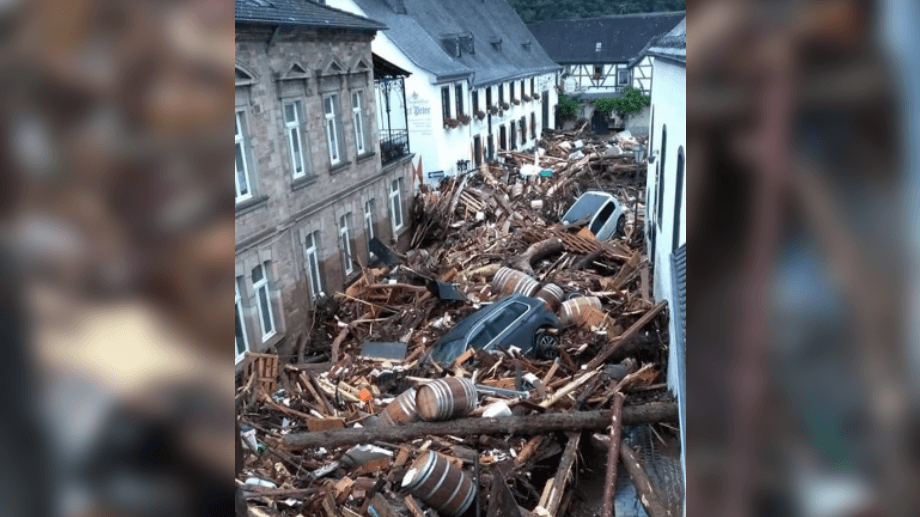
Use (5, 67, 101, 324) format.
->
(0, 0, 234, 516)
(688, 0, 920, 516)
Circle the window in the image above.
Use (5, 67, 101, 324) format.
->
(510, 81, 515, 102)
(323, 94, 342, 165)
(339, 213, 354, 276)
(468, 325, 496, 350)
(251, 263, 276, 341)
(673, 147, 685, 252)
(499, 125, 507, 150)
(304, 231, 324, 299)
(486, 87, 492, 108)
(283, 100, 307, 179)
(364, 199, 376, 256)
(390, 178, 404, 231)
(594, 65, 603, 79)
(441, 86, 451, 120)
(510, 122, 516, 150)
(352, 91, 367, 155)
(235, 110, 252, 203)
(499, 83, 504, 105)
(519, 117, 526, 144)
(520, 80, 525, 98)
(473, 135, 482, 167)
(235, 279, 248, 363)
(530, 77, 535, 96)
(455, 83, 464, 117)
(657, 126, 667, 231)
(472, 90, 479, 113)
(531, 112, 536, 139)
(489, 301, 529, 334)
(617, 68, 631, 86)
(595, 42, 602, 52)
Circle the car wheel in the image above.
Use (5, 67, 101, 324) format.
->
(616, 214, 626, 236)
(534, 328, 559, 359)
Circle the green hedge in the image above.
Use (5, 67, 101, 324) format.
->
(591, 88, 651, 116)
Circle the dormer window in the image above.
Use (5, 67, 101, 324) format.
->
(490, 37, 502, 51)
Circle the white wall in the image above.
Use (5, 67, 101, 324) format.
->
(644, 57, 686, 514)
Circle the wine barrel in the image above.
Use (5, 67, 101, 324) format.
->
(402, 451, 477, 517)
(416, 377, 478, 421)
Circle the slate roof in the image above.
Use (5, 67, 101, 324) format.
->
(235, 0, 386, 31)
(646, 16, 686, 64)
(349, 0, 560, 87)
(528, 11, 685, 64)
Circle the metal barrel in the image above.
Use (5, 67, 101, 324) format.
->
(559, 296, 602, 326)
(402, 451, 477, 517)
(416, 377, 478, 421)
(534, 283, 564, 311)
(492, 267, 539, 297)
(378, 387, 419, 426)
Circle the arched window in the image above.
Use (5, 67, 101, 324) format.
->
(656, 125, 667, 231)
(673, 147, 685, 252)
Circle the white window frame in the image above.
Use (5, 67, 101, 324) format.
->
(235, 110, 252, 203)
(284, 100, 306, 179)
(235, 279, 249, 364)
(390, 179, 404, 232)
(364, 199, 376, 256)
(323, 93, 341, 165)
(340, 213, 354, 276)
(252, 263, 276, 341)
(304, 231, 324, 300)
(352, 91, 366, 155)
(617, 68, 631, 86)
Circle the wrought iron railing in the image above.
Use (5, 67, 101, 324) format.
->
(379, 129, 409, 166)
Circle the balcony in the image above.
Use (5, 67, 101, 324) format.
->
(380, 129, 409, 167)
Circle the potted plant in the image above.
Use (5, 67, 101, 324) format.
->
(459, 114, 472, 125)
(522, 94, 531, 102)
(533, 92, 541, 100)
(489, 105, 499, 116)
(501, 102, 510, 110)
(443, 117, 460, 129)
(475, 110, 486, 120)
(512, 99, 521, 106)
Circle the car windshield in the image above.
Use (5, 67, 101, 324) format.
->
(562, 192, 608, 225)
(590, 201, 616, 234)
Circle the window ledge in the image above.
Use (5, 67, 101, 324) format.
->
(291, 174, 319, 192)
(235, 195, 269, 217)
(329, 161, 349, 175)
(355, 151, 376, 164)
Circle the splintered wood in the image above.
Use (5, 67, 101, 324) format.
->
(237, 128, 682, 517)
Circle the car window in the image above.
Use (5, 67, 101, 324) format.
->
(590, 201, 616, 235)
(487, 301, 529, 334)
(468, 324, 496, 349)
(562, 193, 607, 225)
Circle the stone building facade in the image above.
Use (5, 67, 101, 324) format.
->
(235, 3, 413, 366)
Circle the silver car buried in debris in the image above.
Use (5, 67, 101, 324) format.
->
(561, 190, 625, 240)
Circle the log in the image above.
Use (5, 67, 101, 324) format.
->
(282, 404, 677, 449)
(544, 432, 580, 516)
(584, 301, 667, 371)
(600, 393, 625, 517)
(513, 238, 564, 276)
(620, 443, 671, 517)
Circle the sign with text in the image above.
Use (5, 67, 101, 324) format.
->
(407, 91, 433, 136)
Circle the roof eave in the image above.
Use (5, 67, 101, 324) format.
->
(235, 18, 387, 31)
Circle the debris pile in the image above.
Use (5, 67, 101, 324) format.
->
(236, 129, 682, 517)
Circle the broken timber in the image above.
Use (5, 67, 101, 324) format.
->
(282, 403, 677, 449)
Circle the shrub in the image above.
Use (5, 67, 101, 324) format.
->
(556, 94, 582, 117)
(591, 88, 650, 117)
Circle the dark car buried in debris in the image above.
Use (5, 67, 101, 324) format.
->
(426, 294, 560, 365)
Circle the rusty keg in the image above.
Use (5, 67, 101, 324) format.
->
(402, 451, 477, 517)
(416, 377, 478, 421)
(492, 267, 539, 297)
(379, 387, 419, 426)
(534, 283, 564, 311)
(559, 296, 602, 326)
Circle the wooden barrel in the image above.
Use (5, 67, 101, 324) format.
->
(560, 296, 602, 326)
(492, 267, 539, 297)
(402, 451, 477, 517)
(416, 377, 478, 421)
(534, 283, 564, 311)
(511, 183, 524, 199)
(379, 387, 419, 426)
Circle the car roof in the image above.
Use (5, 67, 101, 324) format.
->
(434, 294, 536, 343)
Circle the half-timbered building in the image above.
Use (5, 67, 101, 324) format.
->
(528, 11, 684, 97)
